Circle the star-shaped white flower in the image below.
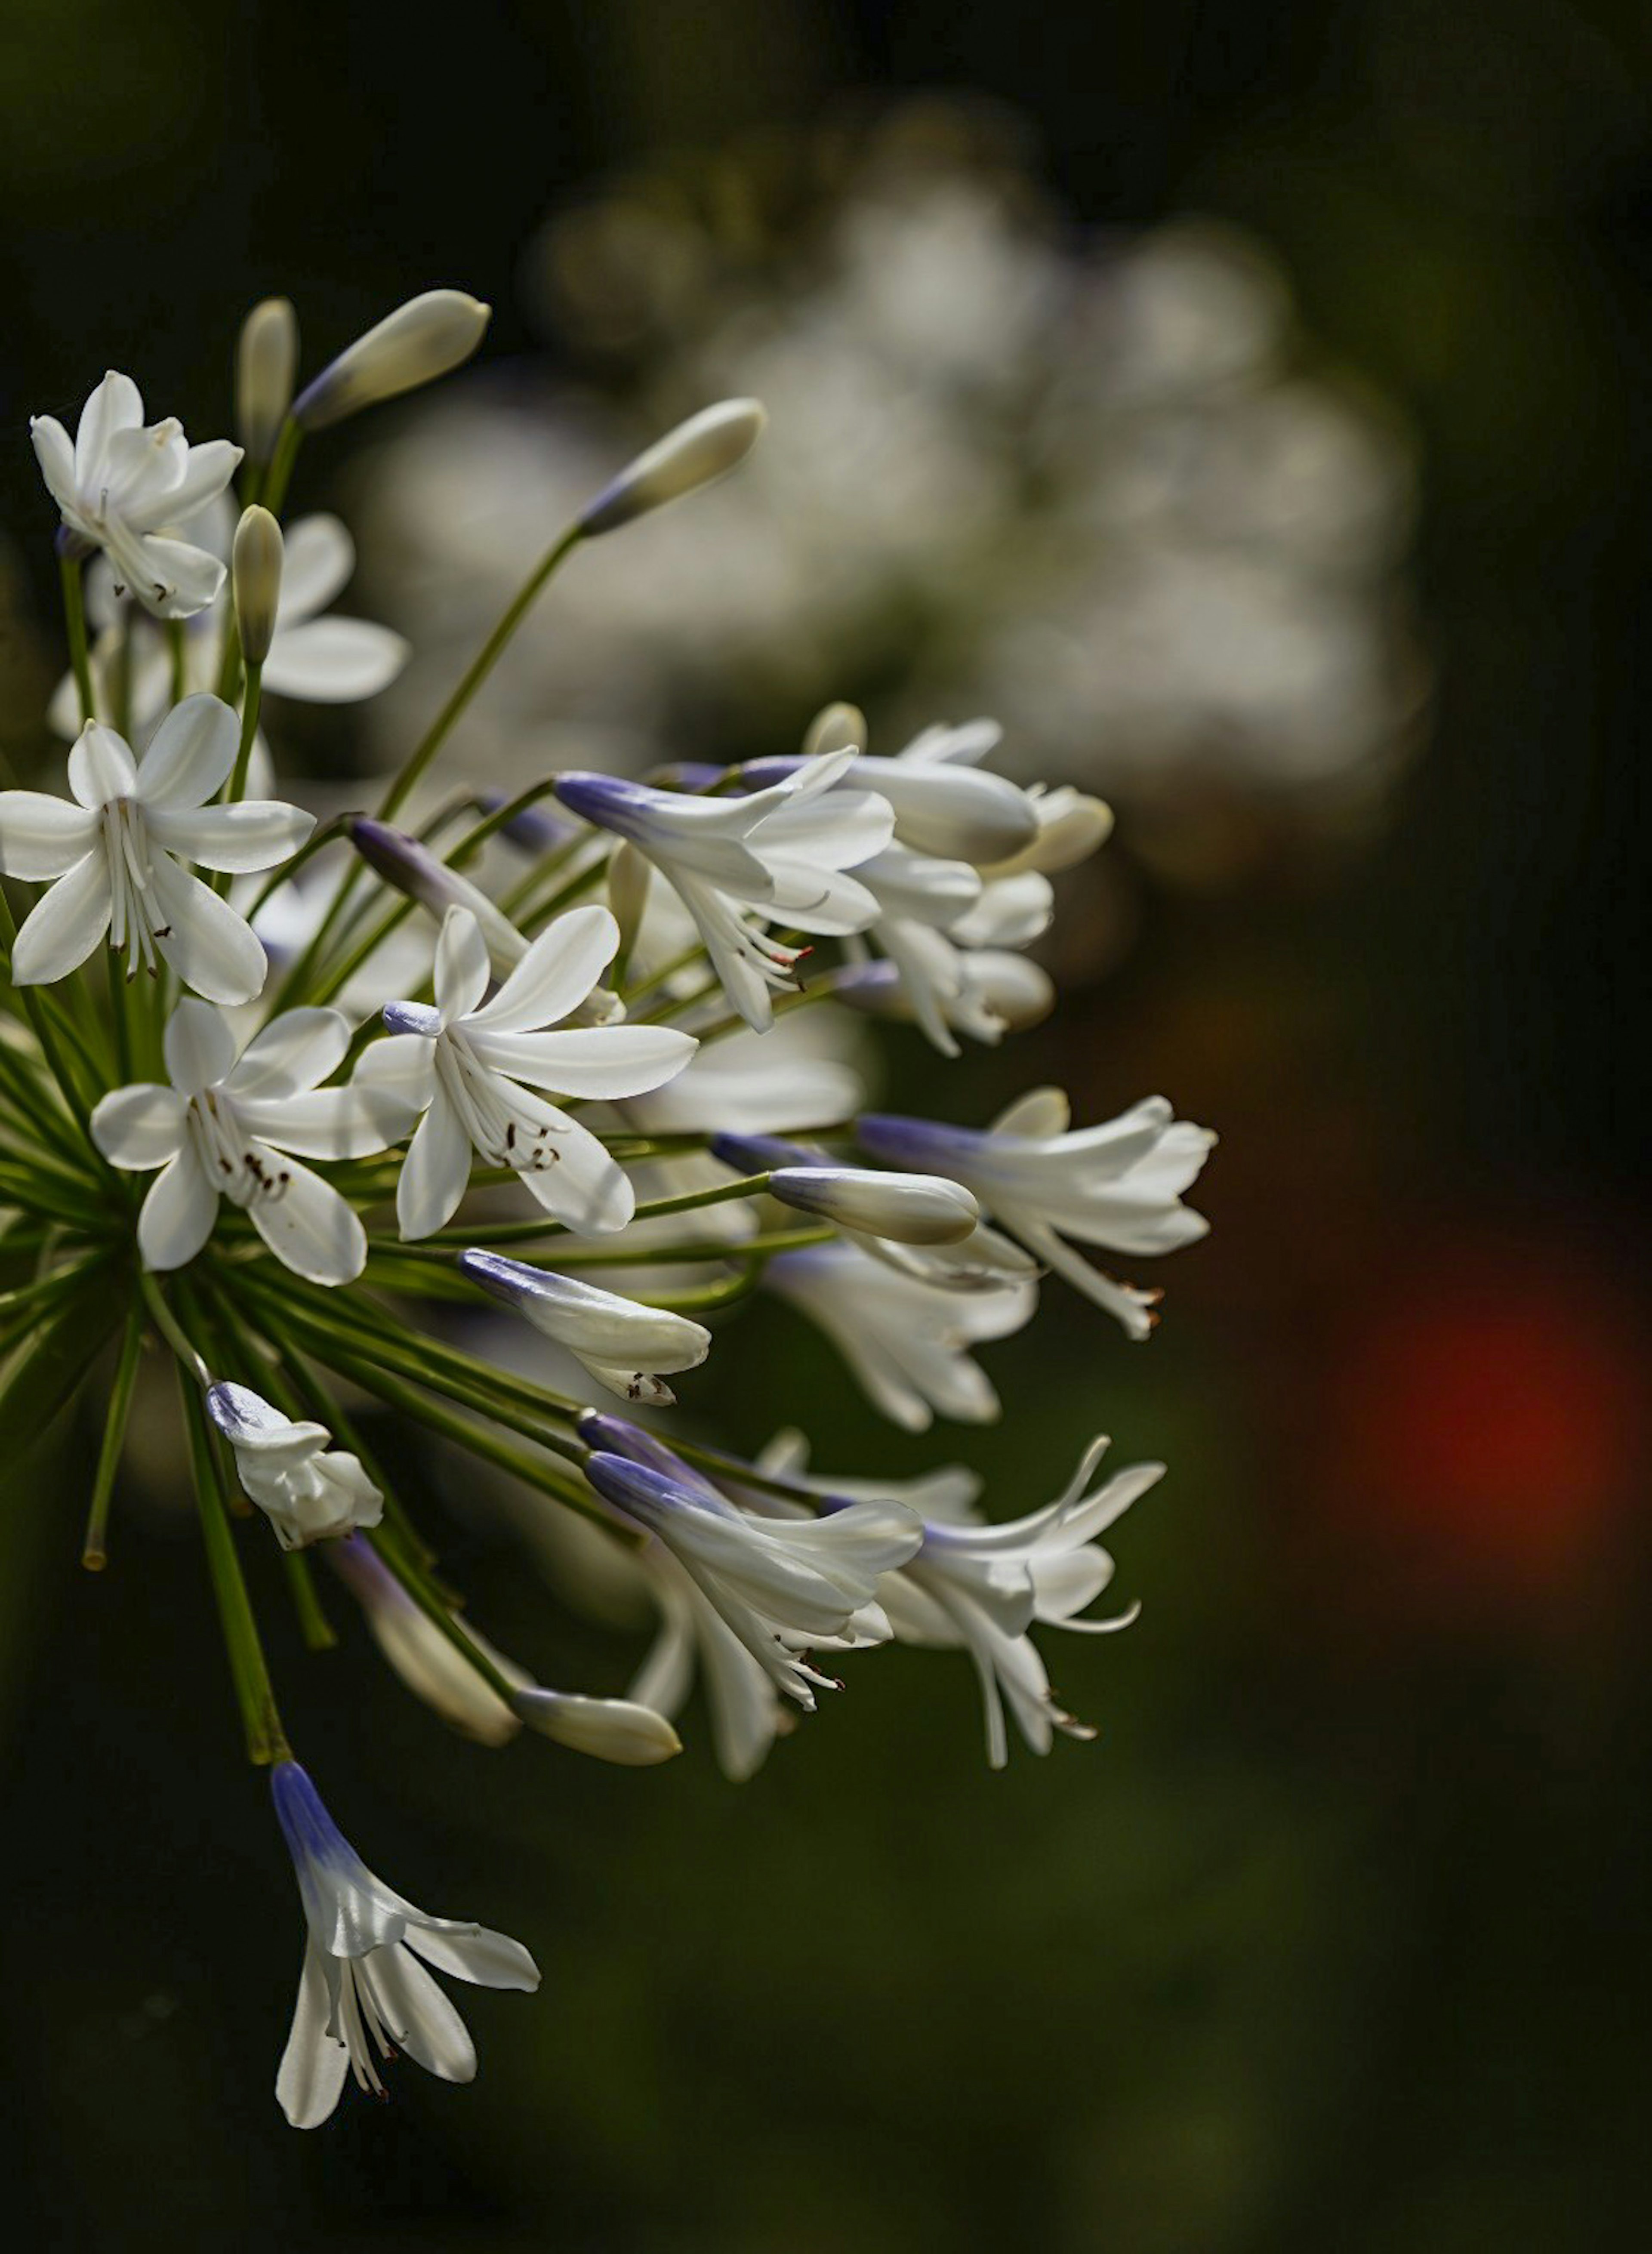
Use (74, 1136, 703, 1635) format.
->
(91, 999, 414, 1283)
(271, 1761, 539, 2130)
(0, 696, 311, 1000)
(31, 371, 241, 618)
(552, 752, 894, 1032)
(361, 904, 697, 1240)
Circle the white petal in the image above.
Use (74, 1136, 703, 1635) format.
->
(148, 797, 314, 873)
(138, 1150, 219, 1269)
(163, 997, 238, 1092)
(435, 907, 490, 1025)
(129, 438, 241, 530)
(89, 1082, 187, 1169)
(238, 1085, 413, 1160)
(134, 694, 240, 809)
(261, 617, 410, 702)
(123, 534, 228, 622)
(148, 853, 270, 1004)
(465, 1024, 695, 1100)
(276, 1940, 350, 2130)
(246, 1150, 367, 1284)
(397, 1091, 472, 1238)
(9, 854, 112, 984)
(275, 513, 354, 620)
(366, 1946, 475, 2082)
(68, 723, 138, 809)
(513, 1109, 634, 1234)
(228, 1008, 351, 1099)
(74, 371, 143, 485)
(405, 1924, 540, 1992)
(467, 904, 618, 1034)
(991, 1087, 1071, 1139)
(30, 416, 78, 514)
(356, 1031, 437, 1110)
(0, 793, 99, 879)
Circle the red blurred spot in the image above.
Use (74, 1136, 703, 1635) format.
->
(1326, 1238, 1648, 1605)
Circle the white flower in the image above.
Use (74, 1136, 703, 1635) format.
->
(0, 698, 310, 999)
(833, 948, 1055, 1047)
(49, 509, 410, 743)
(206, 1382, 383, 1549)
(878, 1437, 1161, 1768)
(551, 752, 894, 1031)
(459, 1248, 711, 1404)
(857, 1088, 1215, 1338)
(31, 370, 242, 618)
(359, 904, 696, 1239)
(629, 1540, 789, 1782)
(271, 1761, 538, 2129)
(747, 718, 1039, 866)
(583, 1421, 921, 1712)
(764, 1238, 1036, 1431)
(91, 999, 412, 1283)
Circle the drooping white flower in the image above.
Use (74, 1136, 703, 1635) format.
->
(878, 1437, 1161, 1768)
(582, 1419, 921, 1712)
(629, 1539, 790, 1782)
(832, 948, 1055, 1047)
(359, 905, 696, 1239)
(0, 698, 310, 998)
(206, 1383, 383, 1549)
(459, 1248, 711, 1404)
(91, 999, 413, 1283)
(31, 371, 242, 618)
(551, 752, 894, 1031)
(857, 1087, 1214, 1338)
(764, 1238, 1036, 1431)
(271, 1761, 538, 2129)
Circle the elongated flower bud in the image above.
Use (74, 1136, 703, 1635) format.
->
(578, 399, 765, 536)
(292, 290, 491, 432)
(607, 840, 650, 960)
(768, 1164, 980, 1246)
(460, 1249, 710, 1404)
(349, 817, 526, 970)
(802, 702, 866, 759)
(232, 506, 284, 666)
(511, 1687, 682, 1765)
(237, 296, 299, 463)
(328, 1535, 523, 1746)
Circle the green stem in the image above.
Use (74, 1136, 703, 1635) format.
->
(140, 1272, 211, 1382)
(81, 1300, 145, 1569)
(378, 524, 583, 821)
(59, 552, 96, 724)
(178, 1365, 291, 1765)
(406, 1169, 775, 1249)
(0, 889, 99, 1148)
(227, 661, 263, 804)
(167, 621, 187, 707)
(282, 1549, 339, 1652)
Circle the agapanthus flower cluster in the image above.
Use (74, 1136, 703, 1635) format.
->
(0, 286, 1212, 2128)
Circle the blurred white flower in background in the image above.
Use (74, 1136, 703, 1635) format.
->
(357, 104, 1426, 907)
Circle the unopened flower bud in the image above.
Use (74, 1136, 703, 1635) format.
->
(349, 817, 526, 971)
(232, 506, 284, 666)
(460, 1249, 710, 1404)
(607, 840, 651, 960)
(511, 1686, 682, 1766)
(767, 1164, 980, 1246)
(985, 787, 1114, 877)
(236, 296, 299, 463)
(328, 1535, 524, 1747)
(802, 702, 866, 759)
(578, 399, 765, 536)
(293, 290, 491, 432)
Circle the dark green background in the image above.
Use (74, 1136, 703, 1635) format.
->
(2, 2, 1648, 2247)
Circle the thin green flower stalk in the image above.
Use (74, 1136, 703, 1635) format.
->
(0, 284, 1217, 2132)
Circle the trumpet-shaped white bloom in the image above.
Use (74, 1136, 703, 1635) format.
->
(361, 906, 694, 1239)
(207, 1383, 383, 1549)
(764, 1239, 1036, 1430)
(459, 1249, 711, 1404)
(271, 1761, 538, 2129)
(31, 371, 241, 618)
(876, 1436, 1162, 1768)
(583, 1424, 921, 1711)
(552, 752, 894, 1031)
(747, 718, 1039, 866)
(91, 999, 412, 1283)
(857, 1088, 1214, 1338)
(0, 699, 311, 999)
(833, 948, 1055, 1048)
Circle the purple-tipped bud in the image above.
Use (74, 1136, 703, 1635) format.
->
(709, 1130, 825, 1174)
(577, 400, 766, 537)
(478, 792, 573, 854)
(855, 1111, 984, 1170)
(767, 1166, 980, 1246)
(350, 817, 525, 969)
